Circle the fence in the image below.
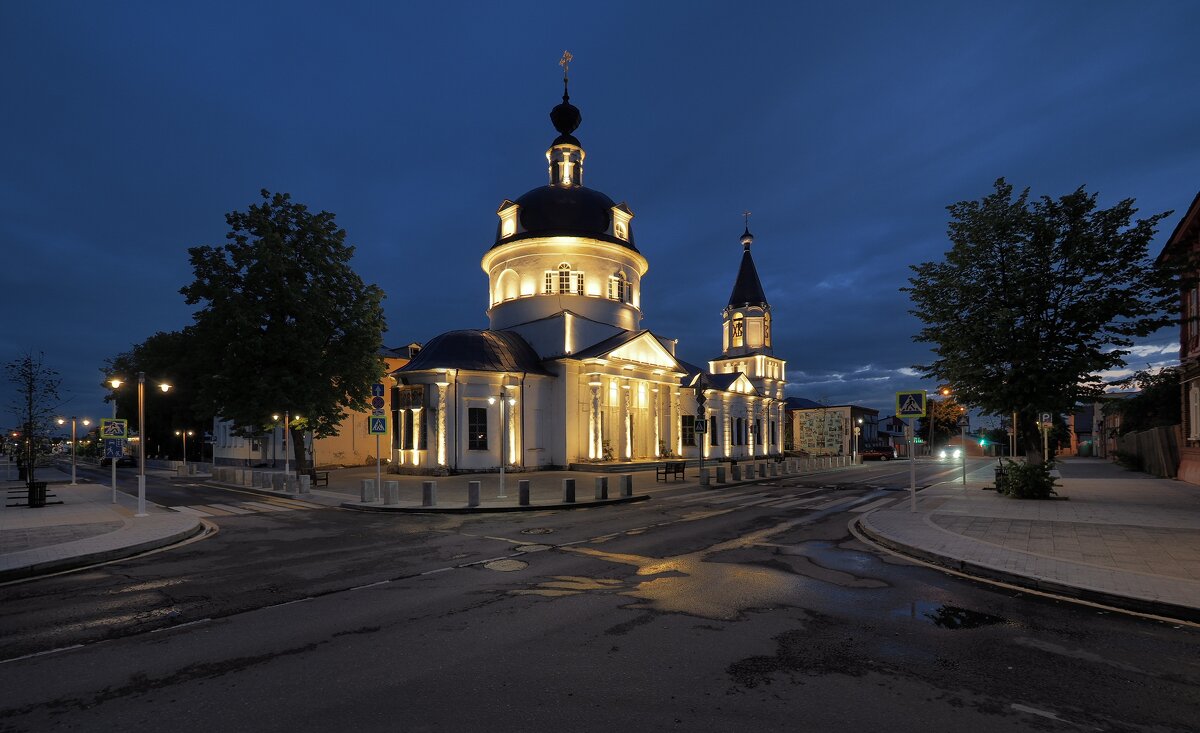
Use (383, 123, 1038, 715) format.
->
(1114, 425, 1179, 478)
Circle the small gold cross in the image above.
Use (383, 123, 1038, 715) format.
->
(559, 51, 573, 77)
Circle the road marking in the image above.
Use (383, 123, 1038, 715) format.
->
(189, 504, 235, 516)
(0, 644, 84, 666)
(813, 497, 860, 511)
(240, 501, 291, 512)
(709, 491, 772, 505)
(261, 497, 324, 510)
(170, 505, 215, 517)
(766, 496, 826, 509)
(208, 503, 254, 515)
(850, 497, 896, 513)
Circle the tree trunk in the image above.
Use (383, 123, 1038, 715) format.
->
(289, 426, 308, 478)
(1019, 411, 1044, 465)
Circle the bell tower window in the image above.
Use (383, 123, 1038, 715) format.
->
(545, 263, 584, 294)
(732, 313, 745, 348)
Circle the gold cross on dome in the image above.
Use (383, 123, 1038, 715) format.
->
(743, 210, 752, 227)
(560, 51, 573, 77)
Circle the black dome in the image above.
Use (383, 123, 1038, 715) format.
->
(491, 185, 638, 251)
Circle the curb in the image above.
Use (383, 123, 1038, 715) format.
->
(0, 518, 206, 584)
(341, 494, 651, 513)
(851, 516, 1200, 625)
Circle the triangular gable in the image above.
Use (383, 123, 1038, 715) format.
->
(598, 332, 685, 372)
(714, 372, 758, 396)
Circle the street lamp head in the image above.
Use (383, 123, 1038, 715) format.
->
(109, 378, 123, 389)
(175, 430, 182, 436)
(82, 419, 91, 427)
(159, 383, 172, 393)
(272, 414, 280, 422)
(56, 418, 66, 426)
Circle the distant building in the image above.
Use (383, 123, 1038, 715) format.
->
(1156, 190, 1199, 483)
(785, 398, 878, 456)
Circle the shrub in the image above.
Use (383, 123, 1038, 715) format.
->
(996, 459, 1058, 499)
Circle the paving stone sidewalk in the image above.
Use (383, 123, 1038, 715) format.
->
(858, 456, 1200, 622)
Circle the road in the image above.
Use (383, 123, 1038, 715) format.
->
(1, 459, 1197, 731)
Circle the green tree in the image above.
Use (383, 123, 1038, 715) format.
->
(1103, 367, 1180, 436)
(181, 190, 387, 475)
(905, 179, 1176, 463)
(102, 329, 211, 461)
(5, 351, 61, 486)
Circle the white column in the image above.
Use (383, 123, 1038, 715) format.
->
(589, 381, 601, 460)
(436, 383, 448, 467)
(652, 387, 660, 457)
(412, 408, 423, 466)
(620, 381, 632, 460)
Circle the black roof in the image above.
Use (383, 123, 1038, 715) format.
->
(491, 185, 637, 251)
(395, 330, 552, 376)
(727, 245, 768, 309)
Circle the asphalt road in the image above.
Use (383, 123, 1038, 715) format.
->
(1, 460, 1197, 732)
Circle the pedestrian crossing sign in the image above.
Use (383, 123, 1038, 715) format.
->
(368, 416, 388, 435)
(100, 418, 128, 439)
(896, 391, 927, 418)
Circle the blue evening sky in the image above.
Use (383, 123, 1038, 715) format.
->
(2, 1, 1196, 429)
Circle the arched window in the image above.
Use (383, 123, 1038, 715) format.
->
(731, 313, 745, 348)
(608, 272, 631, 302)
(544, 263, 584, 294)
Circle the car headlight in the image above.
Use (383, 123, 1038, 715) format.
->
(953, 448, 962, 459)
(938, 449, 947, 459)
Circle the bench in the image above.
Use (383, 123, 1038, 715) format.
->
(309, 470, 329, 487)
(656, 461, 685, 482)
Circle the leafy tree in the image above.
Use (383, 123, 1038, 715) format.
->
(181, 190, 387, 475)
(5, 351, 61, 486)
(1103, 367, 1180, 436)
(102, 329, 212, 461)
(905, 178, 1176, 463)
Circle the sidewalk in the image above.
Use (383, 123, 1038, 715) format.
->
(856, 456, 1200, 623)
(0, 460, 203, 583)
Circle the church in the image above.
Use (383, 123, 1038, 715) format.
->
(390, 69, 787, 472)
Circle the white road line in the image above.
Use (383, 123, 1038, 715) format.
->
(192, 505, 235, 516)
(709, 491, 772, 505)
(813, 497, 860, 512)
(208, 503, 254, 515)
(263, 497, 324, 509)
(850, 497, 896, 513)
(171, 505, 215, 517)
(240, 501, 291, 512)
(768, 496, 826, 509)
(0, 644, 84, 666)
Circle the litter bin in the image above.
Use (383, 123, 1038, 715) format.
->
(993, 464, 1007, 492)
(27, 481, 47, 508)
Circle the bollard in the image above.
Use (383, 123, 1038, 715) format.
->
(716, 466, 726, 484)
(619, 474, 633, 497)
(360, 479, 376, 503)
(518, 479, 531, 506)
(758, 462, 768, 478)
(422, 480, 437, 507)
(562, 478, 576, 503)
(468, 480, 481, 507)
(384, 480, 399, 504)
(300, 474, 312, 495)
(594, 476, 608, 500)
(732, 464, 742, 481)
(700, 467, 710, 487)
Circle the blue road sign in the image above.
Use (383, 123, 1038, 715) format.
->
(370, 396, 385, 410)
(371, 383, 385, 397)
(368, 416, 388, 435)
(104, 439, 124, 458)
(896, 391, 927, 418)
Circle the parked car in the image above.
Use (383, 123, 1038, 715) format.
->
(100, 455, 136, 467)
(861, 446, 896, 461)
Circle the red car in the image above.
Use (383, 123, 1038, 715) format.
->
(861, 446, 896, 461)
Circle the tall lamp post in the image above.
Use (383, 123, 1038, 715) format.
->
(175, 430, 194, 475)
(854, 418, 862, 462)
(55, 416, 91, 485)
(135, 372, 172, 517)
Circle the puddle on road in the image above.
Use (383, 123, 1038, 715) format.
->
(519, 527, 554, 535)
(484, 559, 528, 572)
(893, 600, 1010, 629)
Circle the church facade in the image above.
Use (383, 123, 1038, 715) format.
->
(392, 77, 787, 473)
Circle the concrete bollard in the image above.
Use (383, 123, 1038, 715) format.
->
(758, 462, 768, 478)
(300, 474, 312, 494)
(562, 478, 576, 503)
(619, 474, 633, 497)
(422, 480, 437, 507)
(286, 475, 298, 494)
(468, 480, 481, 507)
(700, 468, 710, 487)
(716, 466, 726, 483)
(384, 480, 399, 504)
(360, 479, 376, 503)
(518, 479, 531, 506)
(594, 476, 608, 500)
(732, 464, 742, 481)
(770, 462, 779, 477)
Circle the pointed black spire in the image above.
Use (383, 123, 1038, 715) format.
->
(728, 224, 768, 309)
(550, 51, 581, 144)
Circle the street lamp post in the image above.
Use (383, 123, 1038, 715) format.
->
(55, 416, 91, 485)
(854, 418, 862, 462)
(135, 372, 172, 518)
(175, 430, 194, 475)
